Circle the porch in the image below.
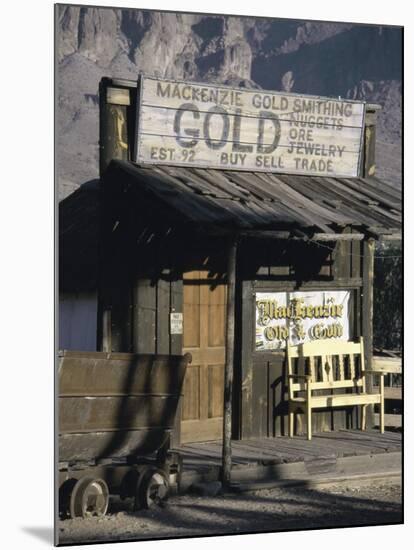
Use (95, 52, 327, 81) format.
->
(174, 429, 402, 491)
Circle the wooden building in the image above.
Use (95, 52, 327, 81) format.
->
(59, 76, 401, 447)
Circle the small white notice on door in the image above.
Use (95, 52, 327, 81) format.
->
(170, 312, 183, 335)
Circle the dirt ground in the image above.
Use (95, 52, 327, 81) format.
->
(58, 479, 402, 545)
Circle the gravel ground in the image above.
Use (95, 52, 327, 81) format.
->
(58, 481, 402, 545)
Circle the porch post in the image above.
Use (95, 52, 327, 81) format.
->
(222, 236, 238, 487)
(362, 238, 375, 426)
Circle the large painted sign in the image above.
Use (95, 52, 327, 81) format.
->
(255, 290, 350, 350)
(135, 76, 365, 177)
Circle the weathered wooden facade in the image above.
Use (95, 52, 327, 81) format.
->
(59, 76, 401, 447)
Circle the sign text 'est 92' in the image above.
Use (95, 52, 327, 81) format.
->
(135, 76, 365, 177)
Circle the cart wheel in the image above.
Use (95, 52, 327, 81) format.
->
(59, 478, 78, 519)
(69, 477, 109, 519)
(135, 467, 169, 510)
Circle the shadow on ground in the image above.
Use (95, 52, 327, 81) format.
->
(58, 482, 402, 545)
(21, 526, 54, 545)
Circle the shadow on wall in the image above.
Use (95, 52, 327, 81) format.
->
(373, 242, 402, 351)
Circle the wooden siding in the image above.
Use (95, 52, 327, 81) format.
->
(237, 234, 363, 440)
(59, 292, 98, 351)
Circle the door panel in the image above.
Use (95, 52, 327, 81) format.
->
(181, 270, 227, 443)
(208, 365, 225, 418)
(181, 365, 200, 421)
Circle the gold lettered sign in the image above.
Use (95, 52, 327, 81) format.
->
(135, 76, 365, 177)
(255, 290, 350, 350)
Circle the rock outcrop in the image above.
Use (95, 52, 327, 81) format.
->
(56, 6, 402, 200)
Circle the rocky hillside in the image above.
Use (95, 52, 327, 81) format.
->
(56, 6, 402, 200)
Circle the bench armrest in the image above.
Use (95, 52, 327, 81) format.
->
(362, 370, 387, 376)
(287, 374, 311, 381)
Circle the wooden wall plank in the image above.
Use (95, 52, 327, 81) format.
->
(181, 365, 200, 421)
(208, 365, 225, 418)
(170, 279, 183, 354)
(59, 354, 187, 396)
(132, 279, 156, 354)
(268, 357, 285, 436)
(110, 282, 132, 352)
(139, 107, 363, 151)
(156, 278, 170, 354)
(60, 395, 179, 433)
(141, 77, 365, 123)
(208, 283, 226, 347)
(170, 277, 183, 447)
(252, 360, 268, 438)
(241, 280, 254, 439)
(183, 271, 201, 349)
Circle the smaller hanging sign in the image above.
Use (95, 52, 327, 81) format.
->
(170, 312, 183, 335)
(255, 290, 350, 350)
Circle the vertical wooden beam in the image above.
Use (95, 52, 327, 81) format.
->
(362, 238, 375, 426)
(170, 278, 184, 448)
(132, 279, 156, 354)
(379, 373, 385, 433)
(222, 237, 238, 487)
(97, 78, 130, 350)
(101, 309, 112, 352)
(363, 107, 378, 178)
(240, 279, 254, 439)
(96, 176, 112, 352)
(99, 78, 130, 176)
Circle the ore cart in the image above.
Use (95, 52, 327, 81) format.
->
(58, 350, 191, 519)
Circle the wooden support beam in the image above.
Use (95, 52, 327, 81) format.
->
(312, 232, 365, 242)
(362, 238, 375, 426)
(372, 356, 402, 374)
(99, 79, 130, 176)
(239, 230, 291, 239)
(107, 87, 130, 106)
(373, 413, 402, 428)
(111, 77, 137, 89)
(221, 237, 237, 487)
(380, 233, 402, 241)
(101, 309, 112, 353)
(238, 229, 365, 241)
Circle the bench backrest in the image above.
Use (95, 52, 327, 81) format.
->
(286, 337, 366, 398)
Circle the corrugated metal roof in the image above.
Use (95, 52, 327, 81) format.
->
(103, 160, 401, 238)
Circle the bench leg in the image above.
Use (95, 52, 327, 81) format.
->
(361, 405, 367, 431)
(289, 408, 294, 438)
(380, 375, 385, 434)
(306, 385, 312, 440)
(306, 406, 312, 440)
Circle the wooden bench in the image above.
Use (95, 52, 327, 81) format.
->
(286, 337, 385, 440)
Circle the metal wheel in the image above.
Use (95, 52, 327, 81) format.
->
(135, 467, 169, 510)
(59, 478, 78, 520)
(69, 477, 109, 519)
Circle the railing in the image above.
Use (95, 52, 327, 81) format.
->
(372, 350, 402, 429)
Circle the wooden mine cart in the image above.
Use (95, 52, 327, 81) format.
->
(58, 350, 191, 519)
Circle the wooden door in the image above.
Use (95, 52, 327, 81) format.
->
(181, 270, 227, 443)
